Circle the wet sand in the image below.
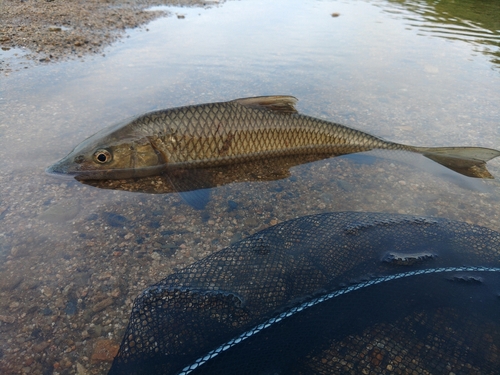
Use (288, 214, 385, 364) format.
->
(0, 0, 220, 72)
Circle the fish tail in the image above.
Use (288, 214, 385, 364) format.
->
(413, 146, 500, 179)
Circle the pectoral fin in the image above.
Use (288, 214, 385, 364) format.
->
(165, 168, 216, 209)
(415, 146, 500, 179)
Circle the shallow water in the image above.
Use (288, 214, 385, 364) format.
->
(1, 0, 500, 373)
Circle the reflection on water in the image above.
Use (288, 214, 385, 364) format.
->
(386, 0, 500, 68)
(0, 0, 500, 374)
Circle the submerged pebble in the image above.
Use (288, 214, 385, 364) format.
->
(91, 339, 120, 363)
(102, 212, 128, 227)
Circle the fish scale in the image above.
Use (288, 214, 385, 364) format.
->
(147, 101, 403, 167)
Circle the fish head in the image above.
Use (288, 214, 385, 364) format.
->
(47, 119, 166, 180)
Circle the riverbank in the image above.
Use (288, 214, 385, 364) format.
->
(0, 0, 220, 73)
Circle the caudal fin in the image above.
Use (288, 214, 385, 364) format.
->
(414, 146, 500, 179)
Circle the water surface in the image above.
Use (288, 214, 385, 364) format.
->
(1, 0, 500, 374)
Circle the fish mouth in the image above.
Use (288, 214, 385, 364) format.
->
(45, 161, 117, 180)
(46, 159, 168, 180)
(45, 166, 78, 180)
(45, 158, 103, 180)
(46, 160, 78, 180)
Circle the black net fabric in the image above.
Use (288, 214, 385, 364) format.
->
(109, 212, 500, 375)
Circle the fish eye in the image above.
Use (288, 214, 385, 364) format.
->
(93, 149, 112, 164)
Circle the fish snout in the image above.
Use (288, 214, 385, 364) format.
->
(46, 157, 80, 179)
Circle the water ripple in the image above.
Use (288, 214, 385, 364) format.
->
(379, 0, 500, 68)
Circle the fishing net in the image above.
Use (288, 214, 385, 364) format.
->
(109, 212, 500, 375)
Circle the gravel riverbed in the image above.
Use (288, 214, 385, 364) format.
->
(0, 0, 221, 73)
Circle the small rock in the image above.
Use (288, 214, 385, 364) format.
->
(76, 362, 88, 375)
(103, 212, 128, 227)
(243, 217, 259, 227)
(172, 215, 187, 223)
(10, 246, 30, 258)
(0, 315, 16, 324)
(62, 283, 73, 296)
(230, 233, 243, 244)
(22, 279, 40, 290)
(92, 298, 114, 313)
(32, 341, 50, 353)
(65, 299, 78, 315)
(0, 275, 24, 291)
(42, 307, 53, 316)
(88, 325, 102, 338)
(98, 272, 112, 280)
(91, 339, 119, 363)
(149, 221, 161, 229)
(48, 26, 62, 32)
(61, 357, 73, 369)
(24, 357, 34, 366)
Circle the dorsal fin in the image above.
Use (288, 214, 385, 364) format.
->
(231, 95, 298, 114)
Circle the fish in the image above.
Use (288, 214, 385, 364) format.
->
(47, 95, 500, 183)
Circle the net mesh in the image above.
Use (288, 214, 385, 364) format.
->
(109, 212, 500, 375)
